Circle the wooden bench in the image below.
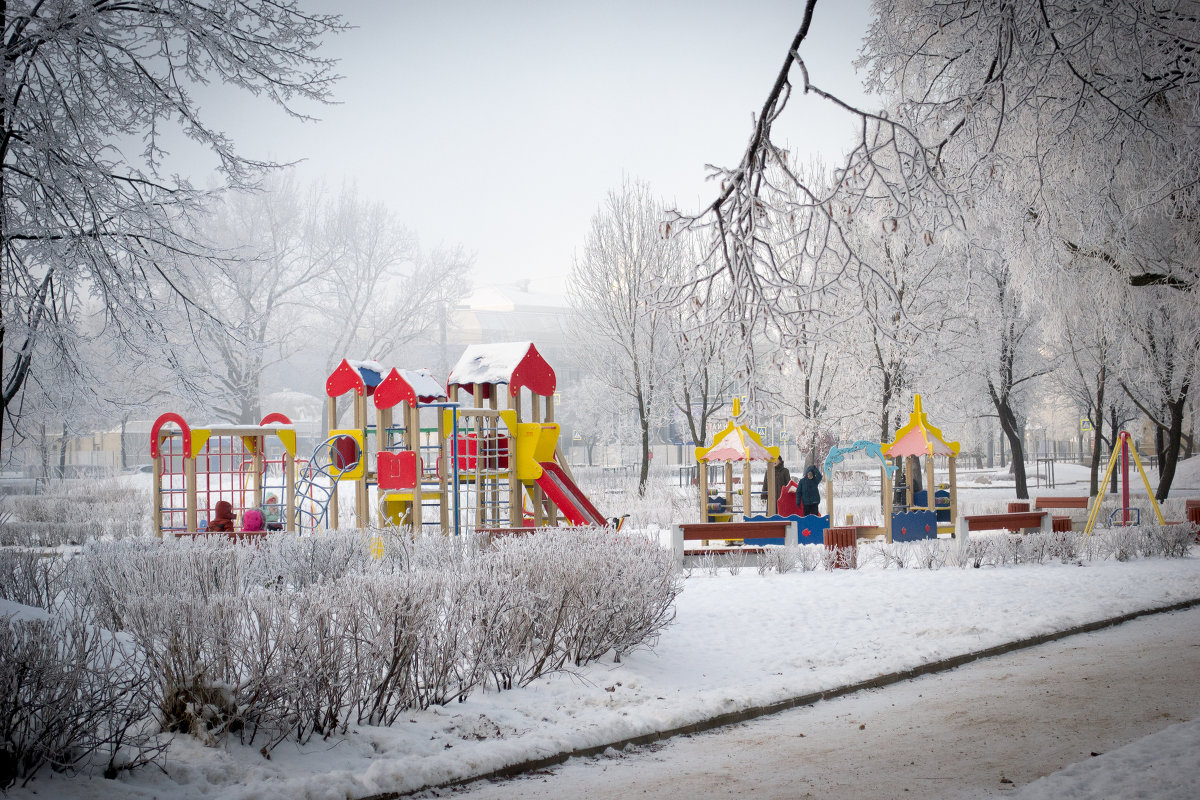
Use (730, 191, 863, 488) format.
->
(958, 510, 1051, 535)
(671, 520, 798, 564)
(1034, 496, 1089, 510)
(1033, 496, 1090, 531)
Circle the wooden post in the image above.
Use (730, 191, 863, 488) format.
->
(825, 476, 834, 523)
(545, 393, 558, 526)
(948, 456, 958, 526)
(767, 458, 777, 516)
(698, 457, 709, 521)
(285, 448, 296, 533)
(473, 387, 484, 530)
(355, 392, 369, 528)
(924, 453, 935, 510)
(185, 456, 197, 535)
(410, 402, 423, 534)
(152, 443, 163, 538)
(530, 392, 545, 526)
(905, 456, 915, 509)
(327, 396, 339, 532)
(437, 405, 450, 534)
(882, 464, 893, 543)
(742, 460, 752, 516)
(251, 434, 263, 512)
(724, 461, 734, 514)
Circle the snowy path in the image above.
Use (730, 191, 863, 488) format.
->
(442, 605, 1200, 800)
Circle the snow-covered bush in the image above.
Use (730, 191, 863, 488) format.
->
(788, 544, 819, 572)
(5, 481, 147, 542)
(0, 549, 69, 611)
(65, 528, 682, 753)
(0, 614, 161, 787)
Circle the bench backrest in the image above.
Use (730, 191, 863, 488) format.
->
(1033, 496, 1089, 510)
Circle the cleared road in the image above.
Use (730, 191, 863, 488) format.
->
(437, 605, 1200, 799)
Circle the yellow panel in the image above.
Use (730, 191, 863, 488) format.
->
(273, 428, 297, 457)
(327, 429, 366, 480)
(191, 428, 212, 457)
(515, 422, 543, 481)
(534, 422, 559, 463)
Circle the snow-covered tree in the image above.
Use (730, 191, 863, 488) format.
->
(568, 180, 681, 495)
(1, 0, 344, 457)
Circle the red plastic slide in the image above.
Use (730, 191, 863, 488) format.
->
(534, 461, 608, 527)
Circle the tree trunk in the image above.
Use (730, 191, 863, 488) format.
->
(1088, 369, 1105, 496)
(994, 396, 1028, 498)
(638, 419, 650, 496)
(1155, 386, 1189, 501)
(58, 423, 68, 479)
(1109, 405, 1120, 495)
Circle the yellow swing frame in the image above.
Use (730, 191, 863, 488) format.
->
(1082, 432, 1165, 535)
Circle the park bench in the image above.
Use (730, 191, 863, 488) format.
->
(671, 520, 799, 565)
(1034, 496, 1090, 531)
(957, 510, 1051, 536)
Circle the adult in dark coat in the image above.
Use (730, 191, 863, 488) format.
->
(760, 457, 791, 503)
(798, 464, 823, 517)
(207, 500, 235, 532)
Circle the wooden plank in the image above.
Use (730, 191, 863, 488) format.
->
(678, 521, 792, 541)
(1034, 496, 1089, 509)
(963, 511, 1047, 532)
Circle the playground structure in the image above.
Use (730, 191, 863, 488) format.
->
(1082, 430, 1165, 534)
(150, 343, 606, 537)
(446, 342, 606, 530)
(822, 395, 961, 543)
(150, 413, 297, 537)
(695, 406, 784, 521)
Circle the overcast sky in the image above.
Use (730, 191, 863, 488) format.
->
(186, 1, 874, 294)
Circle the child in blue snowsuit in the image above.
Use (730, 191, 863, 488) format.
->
(798, 465, 823, 517)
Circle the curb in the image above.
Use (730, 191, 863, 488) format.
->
(363, 597, 1200, 799)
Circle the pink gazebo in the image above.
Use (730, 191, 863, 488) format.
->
(882, 394, 961, 532)
(694, 421, 782, 519)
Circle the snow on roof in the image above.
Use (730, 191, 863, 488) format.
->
(327, 358, 387, 397)
(447, 342, 556, 397)
(449, 342, 535, 385)
(374, 368, 449, 409)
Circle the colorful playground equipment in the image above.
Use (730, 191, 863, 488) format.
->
(150, 342, 605, 537)
(695, 412, 783, 521)
(1082, 430, 1166, 534)
(446, 342, 605, 530)
(150, 412, 297, 537)
(823, 394, 960, 543)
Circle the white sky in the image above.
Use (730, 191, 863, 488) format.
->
(182, 0, 874, 294)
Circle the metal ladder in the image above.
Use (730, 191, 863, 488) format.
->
(294, 435, 360, 534)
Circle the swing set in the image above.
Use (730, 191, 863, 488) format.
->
(1082, 431, 1166, 535)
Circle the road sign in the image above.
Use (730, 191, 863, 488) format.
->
(1080, 417, 1093, 432)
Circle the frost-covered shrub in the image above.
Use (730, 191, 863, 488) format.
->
(0, 550, 69, 611)
(756, 545, 800, 575)
(6, 481, 148, 541)
(1140, 524, 1195, 558)
(490, 530, 682, 668)
(794, 544, 823, 572)
(910, 538, 946, 570)
(67, 527, 682, 752)
(0, 521, 102, 547)
(0, 615, 161, 787)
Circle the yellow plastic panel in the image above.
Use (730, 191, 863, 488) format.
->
(327, 429, 366, 480)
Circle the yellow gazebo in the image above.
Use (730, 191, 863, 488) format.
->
(881, 395, 961, 536)
(695, 420, 782, 520)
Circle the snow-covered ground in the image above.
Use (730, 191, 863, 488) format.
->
(6, 456, 1198, 799)
(7, 549, 1198, 799)
(1014, 718, 1200, 800)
